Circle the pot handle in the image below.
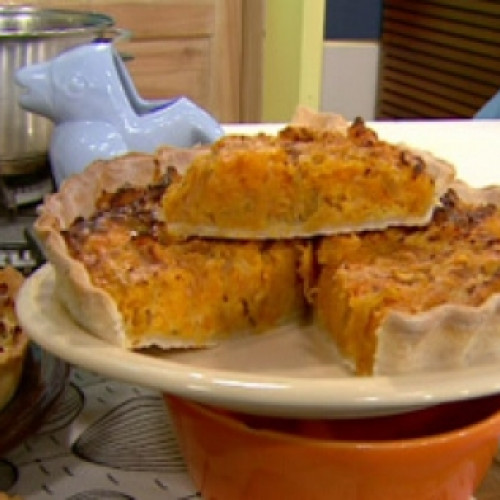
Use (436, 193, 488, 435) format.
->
(93, 27, 132, 44)
(93, 27, 134, 61)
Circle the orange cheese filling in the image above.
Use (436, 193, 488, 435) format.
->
(63, 184, 306, 346)
(162, 120, 438, 238)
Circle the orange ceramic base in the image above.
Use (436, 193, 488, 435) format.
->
(165, 394, 500, 500)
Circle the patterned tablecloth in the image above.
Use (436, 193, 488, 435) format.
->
(1, 364, 500, 500)
(0, 366, 199, 499)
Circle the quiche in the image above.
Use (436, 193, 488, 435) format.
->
(162, 111, 455, 239)
(35, 153, 306, 350)
(0, 267, 29, 411)
(37, 110, 498, 377)
(310, 183, 500, 375)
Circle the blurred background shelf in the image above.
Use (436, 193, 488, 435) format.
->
(7, 1, 499, 123)
(5, 0, 327, 123)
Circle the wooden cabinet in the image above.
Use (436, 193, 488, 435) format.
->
(89, 0, 251, 123)
(9, 0, 264, 123)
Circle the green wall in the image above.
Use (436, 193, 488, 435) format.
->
(262, 0, 325, 122)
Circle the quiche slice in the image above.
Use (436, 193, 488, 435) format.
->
(35, 153, 306, 350)
(310, 183, 500, 375)
(161, 111, 455, 239)
(0, 267, 29, 411)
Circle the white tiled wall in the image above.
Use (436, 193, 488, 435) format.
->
(320, 41, 380, 120)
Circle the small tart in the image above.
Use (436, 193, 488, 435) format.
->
(35, 153, 306, 350)
(161, 113, 455, 239)
(311, 184, 500, 375)
(0, 267, 29, 411)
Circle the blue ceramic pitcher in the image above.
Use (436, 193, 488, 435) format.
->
(15, 42, 224, 187)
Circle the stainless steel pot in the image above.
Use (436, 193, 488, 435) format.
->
(0, 6, 122, 176)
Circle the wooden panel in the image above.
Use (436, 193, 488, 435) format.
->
(122, 39, 211, 105)
(208, 0, 242, 122)
(89, 1, 215, 39)
(240, 0, 264, 122)
(90, 0, 225, 118)
(378, 0, 500, 119)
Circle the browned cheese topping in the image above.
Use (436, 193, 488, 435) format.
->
(317, 190, 500, 312)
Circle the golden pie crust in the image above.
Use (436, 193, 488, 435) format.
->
(0, 267, 29, 411)
(162, 110, 455, 239)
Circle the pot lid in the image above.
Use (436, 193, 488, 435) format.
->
(0, 6, 114, 38)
